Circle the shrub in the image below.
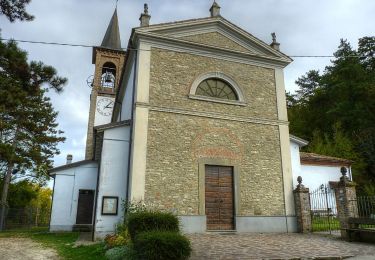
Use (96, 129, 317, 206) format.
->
(133, 231, 192, 260)
(105, 245, 137, 260)
(104, 233, 130, 249)
(127, 211, 179, 240)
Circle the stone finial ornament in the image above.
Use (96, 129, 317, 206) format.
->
(340, 166, 347, 176)
(340, 166, 350, 183)
(297, 176, 303, 185)
(270, 32, 280, 51)
(139, 3, 151, 27)
(210, 0, 221, 17)
(271, 32, 277, 43)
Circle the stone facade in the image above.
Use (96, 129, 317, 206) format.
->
(179, 32, 250, 53)
(144, 48, 285, 217)
(148, 49, 278, 120)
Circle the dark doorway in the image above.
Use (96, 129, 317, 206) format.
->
(76, 190, 95, 224)
(205, 165, 235, 230)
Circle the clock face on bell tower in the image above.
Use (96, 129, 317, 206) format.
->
(97, 97, 114, 116)
(94, 96, 115, 126)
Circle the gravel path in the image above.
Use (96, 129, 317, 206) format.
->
(0, 237, 59, 260)
(188, 233, 375, 260)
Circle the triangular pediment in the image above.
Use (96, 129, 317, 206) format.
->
(135, 17, 291, 63)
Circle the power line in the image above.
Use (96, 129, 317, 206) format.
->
(0, 37, 362, 58)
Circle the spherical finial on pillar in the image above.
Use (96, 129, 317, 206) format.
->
(340, 166, 347, 177)
(144, 3, 149, 14)
(297, 176, 302, 185)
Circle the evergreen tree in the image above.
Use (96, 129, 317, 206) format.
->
(0, 38, 66, 230)
(288, 37, 375, 195)
(0, 0, 34, 22)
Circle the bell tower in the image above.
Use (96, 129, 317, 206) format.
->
(85, 8, 126, 159)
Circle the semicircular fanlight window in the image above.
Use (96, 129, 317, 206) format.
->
(195, 78, 238, 100)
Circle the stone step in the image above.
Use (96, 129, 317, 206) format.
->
(73, 224, 92, 232)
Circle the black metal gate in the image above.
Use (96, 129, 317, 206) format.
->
(310, 184, 340, 234)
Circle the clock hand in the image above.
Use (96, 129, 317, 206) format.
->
(104, 102, 114, 109)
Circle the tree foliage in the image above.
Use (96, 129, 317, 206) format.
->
(0, 38, 66, 176)
(288, 37, 375, 194)
(0, 0, 34, 22)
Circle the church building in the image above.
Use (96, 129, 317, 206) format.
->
(49, 2, 350, 240)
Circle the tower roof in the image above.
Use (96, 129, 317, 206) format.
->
(101, 8, 121, 49)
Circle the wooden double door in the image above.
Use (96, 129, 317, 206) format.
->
(205, 165, 235, 230)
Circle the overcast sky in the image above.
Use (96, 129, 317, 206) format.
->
(1, 0, 374, 168)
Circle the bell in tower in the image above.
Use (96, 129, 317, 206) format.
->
(101, 62, 117, 90)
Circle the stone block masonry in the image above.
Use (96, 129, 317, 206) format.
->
(145, 111, 285, 216)
(143, 48, 286, 217)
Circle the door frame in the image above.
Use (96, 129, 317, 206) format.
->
(198, 158, 241, 230)
(76, 189, 95, 225)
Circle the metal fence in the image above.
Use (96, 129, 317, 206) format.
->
(310, 184, 340, 234)
(0, 207, 50, 230)
(349, 196, 375, 230)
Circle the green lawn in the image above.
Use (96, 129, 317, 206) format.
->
(312, 217, 340, 232)
(0, 227, 106, 260)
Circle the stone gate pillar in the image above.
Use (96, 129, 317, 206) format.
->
(293, 176, 311, 233)
(333, 167, 357, 239)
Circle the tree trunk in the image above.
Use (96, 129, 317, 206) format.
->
(0, 164, 13, 231)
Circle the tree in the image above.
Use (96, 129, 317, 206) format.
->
(0, 38, 66, 230)
(288, 36, 375, 195)
(0, 0, 34, 22)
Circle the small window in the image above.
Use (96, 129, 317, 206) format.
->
(196, 78, 238, 100)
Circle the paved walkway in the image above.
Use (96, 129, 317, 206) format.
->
(0, 237, 59, 260)
(188, 233, 375, 260)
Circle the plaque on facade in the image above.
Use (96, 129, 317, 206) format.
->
(102, 196, 118, 215)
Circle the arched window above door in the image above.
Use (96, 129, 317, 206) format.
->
(196, 78, 238, 100)
(189, 72, 245, 105)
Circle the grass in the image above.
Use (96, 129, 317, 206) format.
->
(312, 216, 341, 232)
(0, 227, 106, 260)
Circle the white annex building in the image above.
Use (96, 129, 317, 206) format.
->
(49, 3, 352, 239)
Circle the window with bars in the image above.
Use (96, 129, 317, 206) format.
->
(195, 78, 238, 100)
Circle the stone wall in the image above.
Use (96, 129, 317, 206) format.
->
(148, 49, 278, 120)
(145, 111, 285, 216)
(179, 32, 250, 53)
(144, 48, 285, 216)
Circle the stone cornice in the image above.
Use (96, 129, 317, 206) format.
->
(134, 16, 291, 62)
(136, 102, 289, 126)
(135, 32, 290, 69)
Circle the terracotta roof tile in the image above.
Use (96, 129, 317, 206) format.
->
(300, 152, 352, 166)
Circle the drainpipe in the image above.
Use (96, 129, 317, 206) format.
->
(92, 129, 101, 241)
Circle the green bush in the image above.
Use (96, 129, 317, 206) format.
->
(127, 211, 179, 240)
(104, 233, 130, 249)
(133, 231, 192, 260)
(105, 245, 137, 260)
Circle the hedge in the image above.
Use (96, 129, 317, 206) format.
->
(126, 211, 179, 240)
(133, 231, 191, 260)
